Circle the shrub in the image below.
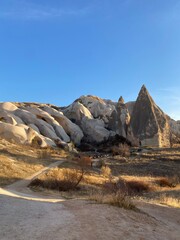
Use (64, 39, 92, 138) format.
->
(126, 180, 153, 194)
(103, 177, 152, 196)
(156, 176, 179, 188)
(103, 177, 128, 194)
(30, 168, 84, 191)
(111, 144, 130, 157)
(89, 190, 135, 210)
(72, 154, 92, 168)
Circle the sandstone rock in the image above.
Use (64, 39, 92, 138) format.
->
(108, 96, 131, 138)
(41, 106, 84, 145)
(26, 106, 70, 142)
(0, 85, 174, 149)
(130, 85, 170, 147)
(125, 101, 135, 116)
(35, 119, 60, 141)
(81, 117, 110, 143)
(63, 102, 93, 124)
(63, 101, 111, 143)
(28, 123, 40, 134)
(0, 102, 17, 112)
(0, 122, 38, 145)
(0, 111, 17, 125)
(77, 95, 115, 124)
(53, 124, 70, 143)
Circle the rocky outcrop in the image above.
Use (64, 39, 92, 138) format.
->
(130, 85, 170, 147)
(76, 95, 116, 124)
(108, 96, 131, 138)
(63, 101, 111, 143)
(0, 85, 175, 149)
(126, 101, 135, 116)
(0, 102, 83, 148)
(63, 96, 134, 143)
(41, 106, 84, 145)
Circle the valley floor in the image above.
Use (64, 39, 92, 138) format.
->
(0, 139, 180, 240)
(0, 170, 180, 240)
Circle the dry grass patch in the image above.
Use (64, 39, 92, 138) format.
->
(30, 168, 84, 191)
(90, 190, 135, 210)
(0, 138, 67, 186)
(150, 194, 180, 208)
(155, 176, 179, 188)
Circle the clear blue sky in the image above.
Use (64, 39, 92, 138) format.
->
(0, 0, 180, 120)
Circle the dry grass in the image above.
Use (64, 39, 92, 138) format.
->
(0, 138, 67, 186)
(29, 147, 180, 209)
(149, 194, 180, 208)
(158, 194, 180, 208)
(30, 167, 84, 191)
(1, 137, 179, 209)
(101, 165, 111, 178)
(155, 176, 179, 188)
(89, 190, 135, 210)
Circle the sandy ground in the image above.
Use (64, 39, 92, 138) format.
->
(0, 164, 180, 240)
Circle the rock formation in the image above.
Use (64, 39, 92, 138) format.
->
(130, 85, 170, 147)
(0, 85, 176, 149)
(63, 95, 132, 143)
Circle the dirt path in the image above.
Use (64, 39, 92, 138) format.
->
(0, 162, 180, 240)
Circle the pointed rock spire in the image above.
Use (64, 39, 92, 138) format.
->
(130, 85, 170, 147)
(118, 96, 125, 104)
(136, 84, 152, 104)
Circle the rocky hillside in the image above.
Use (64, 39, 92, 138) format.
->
(0, 85, 178, 148)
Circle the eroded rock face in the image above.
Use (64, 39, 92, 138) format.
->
(0, 102, 83, 148)
(63, 101, 111, 143)
(130, 85, 170, 147)
(64, 95, 133, 143)
(0, 85, 174, 148)
(108, 96, 131, 138)
(77, 95, 116, 124)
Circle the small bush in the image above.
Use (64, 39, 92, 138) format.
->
(89, 190, 135, 210)
(72, 154, 92, 168)
(127, 180, 153, 194)
(103, 178, 152, 196)
(103, 178, 128, 194)
(101, 165, 111, 178)
(30, 168, 84, 191)
(111, 144, 130, 157)
(156, 176, 179, 188)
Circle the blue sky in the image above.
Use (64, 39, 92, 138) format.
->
(0, 0, 180, 120)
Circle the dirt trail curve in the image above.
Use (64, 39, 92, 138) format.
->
(0, 161, 180, 240)
(1, 160, 65, 202)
